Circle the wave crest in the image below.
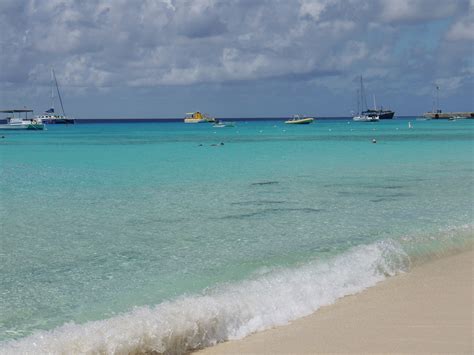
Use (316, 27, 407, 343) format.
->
(1, 240, 409, 355)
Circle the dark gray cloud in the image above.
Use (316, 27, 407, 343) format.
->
(0, 0, 472, 115)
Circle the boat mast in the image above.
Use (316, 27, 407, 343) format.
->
(50, 68, 55, 111)
(436, 85, 440, 113)
(52, 68, 66, 116)
(356, 89, 360, 115)
(373, 94, 377, 111)
(360, 76, 368, 112)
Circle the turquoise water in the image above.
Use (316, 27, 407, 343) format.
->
(1, 118, 473, 353)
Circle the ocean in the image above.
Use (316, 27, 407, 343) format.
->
(0, 118, 473, 353)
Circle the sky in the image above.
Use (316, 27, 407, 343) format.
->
(0, 0, 473, 118)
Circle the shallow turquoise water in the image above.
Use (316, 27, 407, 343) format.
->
(0, 118, 473, 352)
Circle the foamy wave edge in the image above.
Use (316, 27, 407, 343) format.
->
(1, 240, 410, 355)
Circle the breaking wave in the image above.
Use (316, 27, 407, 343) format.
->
(1, 240, 409, 354)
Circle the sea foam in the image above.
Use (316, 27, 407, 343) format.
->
(1, 240, 409, 354)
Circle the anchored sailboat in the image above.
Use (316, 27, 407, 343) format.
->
(353, 76, 379, 122)
(36, 68, 75, 124)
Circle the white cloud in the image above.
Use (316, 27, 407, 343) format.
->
(0, 0, 471, 103)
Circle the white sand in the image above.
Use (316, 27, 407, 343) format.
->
(195, 249, 473, 354)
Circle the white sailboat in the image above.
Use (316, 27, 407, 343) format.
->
(36, 68, 74, 124)
(353, 76, 379, 122)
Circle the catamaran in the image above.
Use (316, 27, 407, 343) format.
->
(36, 68, 74, 124)
(0, 109, 45, 130)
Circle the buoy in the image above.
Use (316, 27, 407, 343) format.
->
(372, 138, 377, 144)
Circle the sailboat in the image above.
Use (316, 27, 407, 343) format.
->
(36, 68, 75, 124)
(362, 94, 395, 119)
(353, 77, 379, 122)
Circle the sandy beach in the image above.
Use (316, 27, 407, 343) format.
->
(195, 249, 473, 354)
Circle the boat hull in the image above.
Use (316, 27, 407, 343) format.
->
(285, 118, 314, 124)
(362, 110, 394, 119)
(43, 118, 75, 124)
(0, 124, 45, 130)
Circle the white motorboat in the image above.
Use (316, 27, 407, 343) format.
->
(353, 114, 379, 122)
(213, 120, 235, 127)
(0, 109, 45, 130)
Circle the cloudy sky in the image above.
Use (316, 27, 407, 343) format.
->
(0, 0, 473, 118)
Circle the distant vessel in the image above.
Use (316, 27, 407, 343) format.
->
(353, 114, 379, 122)
(362, 94, 394, 119)
(36, 68, 74, 124)
(353, 77, 379, 122)
(213, 120, 235, 127)
(285, 115, 314, 124)
(184, 112, 216, 123)
(0, 109, 45, 130)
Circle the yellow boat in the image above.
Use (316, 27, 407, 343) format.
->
(184, 112, 216, 123)
(285, 115, 315, 124)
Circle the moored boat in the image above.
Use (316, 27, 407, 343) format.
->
(353, 76, 380, 122)
(213, 120, 235, 127)
(0, 109, 45, 130)
(184, 112, 216, 123)
(36, 68, 75, 124)
(353, 114, 379, 122)
(285, 115, 314, 124)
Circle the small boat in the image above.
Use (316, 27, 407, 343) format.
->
(285, 115, 314, 124)
(184, 111, 216, 123)
(353, 114, 379, 122)
(36, 68, 74, 124)
(213, 120, 235, 128)
(0, 109, 45, 130)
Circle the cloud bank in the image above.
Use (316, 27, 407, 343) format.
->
(0, 0, 472, 116)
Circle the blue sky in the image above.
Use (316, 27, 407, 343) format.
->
(1, 0, 473, 118)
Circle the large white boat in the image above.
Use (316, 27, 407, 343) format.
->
(0, 109, 45, 130)
(36, 68, 75, 124)
(184, 112, 216, 123)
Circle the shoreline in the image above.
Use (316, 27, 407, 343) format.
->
(195, 248, 473, 354)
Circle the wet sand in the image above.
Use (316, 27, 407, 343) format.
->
(195, 249, 473, 354)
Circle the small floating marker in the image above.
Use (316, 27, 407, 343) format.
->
(372, 138, 377, 144)
(328, 129, 332, 131)
(259, 130, 263, 133)
(408, 121, 413, 129)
